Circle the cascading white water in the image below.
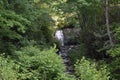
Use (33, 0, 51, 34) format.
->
(55, 30, 64, 46)
(55, 29, 75, 74)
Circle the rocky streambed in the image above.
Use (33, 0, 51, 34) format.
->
(55, 27, 81, 74)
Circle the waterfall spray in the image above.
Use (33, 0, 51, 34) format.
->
(55, 30, 64, 46)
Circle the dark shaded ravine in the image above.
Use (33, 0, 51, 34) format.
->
(55, 28, 81, 74)
(59, 45, 75, 74)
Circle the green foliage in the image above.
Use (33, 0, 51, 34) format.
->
(107, 24, 120, 80)
(0, 55, 19, 80)
(0, 0, 120, 79)
(12, 0, 55, 45)
(54, 39, 62, 49)
(0, 0, 55, 53)
(108, 57, 120, 80)
(0, 0, 3, 8)
(15, 45, 74, 80)
(58, 0, 102, 29)
(75, 57, 110, 80)
(56, 73, 75, 80)
(68, 44, 87, 64)
(114, 24, 120, 40)
(0, 10, 30, 35)
(108, 46, 120, 57)
(0, 9, 30, 53)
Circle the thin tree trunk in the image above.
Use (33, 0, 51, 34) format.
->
(105, 0, 114, 48)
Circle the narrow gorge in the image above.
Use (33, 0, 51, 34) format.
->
(55, 28, 81, 74)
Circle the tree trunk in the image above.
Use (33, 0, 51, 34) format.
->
(105, 0, 114, 48)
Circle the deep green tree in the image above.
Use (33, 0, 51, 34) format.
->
(0, 8, 30, 54)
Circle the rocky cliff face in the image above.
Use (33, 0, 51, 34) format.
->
(63, 28, 81, 45)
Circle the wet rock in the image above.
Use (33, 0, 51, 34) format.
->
(59, 45, 78, 75)
(63, 28, 81, 45)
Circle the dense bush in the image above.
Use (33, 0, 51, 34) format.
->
(107, 24, 120, 80)
(108, 57, 120, 80)
(0, 0, 55, 54)
(15, 45, 74, 80)
(0, 9, 30, 54)
(75, 57, 110, 80)
(108, 46, 120, 80)
(0, 55, 19, 80)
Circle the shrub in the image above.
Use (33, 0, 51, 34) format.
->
(107, 46, 120, 80)
(108, 57, 120, 80)
(0, 9, 30, 54)
(15, 45, 75, 80)
(56, 73, 75, 80)
(107, 24, 120, 80)
(0, 55, 19, 80)
(75, 57, 110, 80)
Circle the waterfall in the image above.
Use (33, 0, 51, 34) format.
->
(55, 29, 76, 74)
(55, 30, 64, 46)
(54, 28, 81, 74)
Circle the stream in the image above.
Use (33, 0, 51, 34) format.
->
(55, 29, 75, 74)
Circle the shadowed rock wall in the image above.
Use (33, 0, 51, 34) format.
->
(63, 28, 81, 45)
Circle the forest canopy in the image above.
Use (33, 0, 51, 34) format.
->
(0, 0, 120, 80)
